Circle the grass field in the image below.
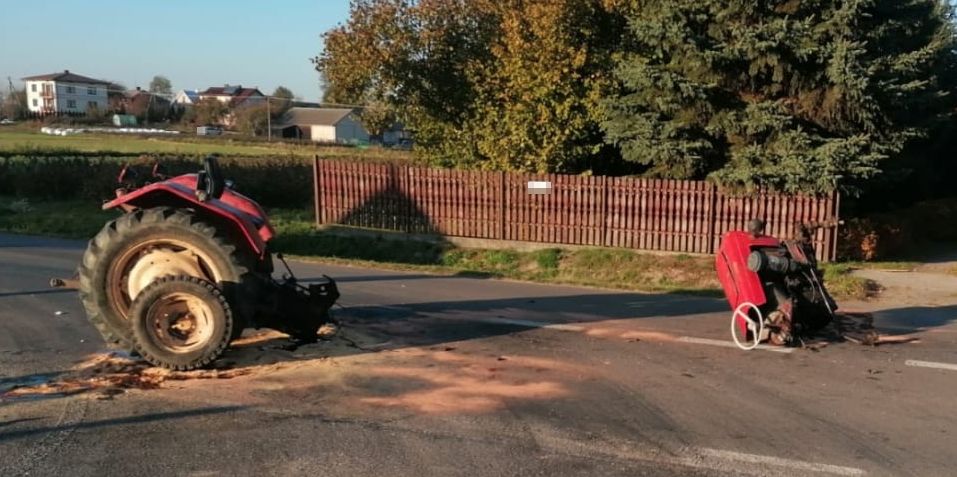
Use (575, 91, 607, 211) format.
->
(0, 129, 411, 160)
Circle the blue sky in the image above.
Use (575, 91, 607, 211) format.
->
(0, 0, 351, 99)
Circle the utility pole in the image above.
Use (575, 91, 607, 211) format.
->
(266, 96, 271, 141)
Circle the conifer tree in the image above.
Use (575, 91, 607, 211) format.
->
(603, 0, 957, 194)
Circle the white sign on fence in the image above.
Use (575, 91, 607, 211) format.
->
(527, 181, 553, 195)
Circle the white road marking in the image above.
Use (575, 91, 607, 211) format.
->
(905, 360, 957, 371)
(467, 316, 586, 332)
(678, 336, 795, 354)
(540, 434, 866, 476)
(343, 303, 800, 354)
(696, 448, 866, 476)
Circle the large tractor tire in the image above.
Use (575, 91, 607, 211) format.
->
(129, 275, 232, 370)
(78, 207, 253, 350)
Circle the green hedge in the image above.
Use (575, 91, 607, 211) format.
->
(0, 155, 315, 208)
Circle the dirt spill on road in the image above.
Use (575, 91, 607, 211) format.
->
(355, 349, 577, 414)
(0, 328, 388, 401)
(1, 323, 588, 416)
(0, 353, 253, 400)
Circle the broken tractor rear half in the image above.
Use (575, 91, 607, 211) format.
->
(75, 155, 340, 370)
(716, 220, 838, 350)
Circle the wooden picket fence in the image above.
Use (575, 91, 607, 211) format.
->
(313, 158, 841, 261)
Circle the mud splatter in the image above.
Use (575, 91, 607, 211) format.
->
(349, 348, 582, 415)
(0, 327, 384, 401)
(0, 353, 252, 400)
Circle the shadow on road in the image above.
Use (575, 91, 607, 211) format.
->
(0, 406, 245, 442)
(300, 273, 723, 297)
(0, 417, 41, 429)
(872, 304, 957, 333)
(0, 289, 76, 299)
(221, 290, 726, 368)
(0, 235, 87, 250)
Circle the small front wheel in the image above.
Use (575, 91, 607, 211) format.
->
(129, 276, 233, 371)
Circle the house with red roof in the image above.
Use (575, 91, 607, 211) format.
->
(198, 84, 265, 108)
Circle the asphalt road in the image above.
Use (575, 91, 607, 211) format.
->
(1, 233, 956, 476)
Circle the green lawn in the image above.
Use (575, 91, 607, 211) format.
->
(0, 129, 411, 160)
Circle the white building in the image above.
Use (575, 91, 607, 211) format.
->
(275, 107, 370, 144)
(172, 89, 200, 106)
(22, 70, 110, 114)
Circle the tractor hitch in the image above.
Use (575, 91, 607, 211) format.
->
(255, 253, 341, 343)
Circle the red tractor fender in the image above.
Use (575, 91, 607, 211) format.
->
(103, 174, 275, 258)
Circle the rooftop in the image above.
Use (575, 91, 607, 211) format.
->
(279, 107, 357, 127)
(21, 70, 110, 85)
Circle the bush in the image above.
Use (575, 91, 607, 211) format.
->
(839, 198, 957, 261)
(0, 154, 315, 208)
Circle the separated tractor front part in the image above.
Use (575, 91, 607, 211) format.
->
(716, 220, 837, 350)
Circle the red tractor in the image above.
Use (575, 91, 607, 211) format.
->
(76, 155, 339, 370)
(716, 220, 837, 349)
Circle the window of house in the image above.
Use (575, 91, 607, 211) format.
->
(31, 84, 37, 92)
(88, 87, 96, 95)
(32, 99, 38, 106)
(87, 101, 97, 110)
(66, 86, 76, 94)
(67, 99, 77, 109)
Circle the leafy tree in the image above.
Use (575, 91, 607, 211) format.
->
(270, 86, 294, 117)
(149, 75, 173, 95)
(272, 86, 294, 101)
(603, 0, 957, 194)
(315, 0, 623, 172)
(467, 0, 623, 172)
(234, 104, 271, 136)
(191, 97, 229, 126)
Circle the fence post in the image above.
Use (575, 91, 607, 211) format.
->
(830, 190, 841, 262)
(601, 176, 610, 247)
(313, 155, 322, 227)
(707, 183, 718, 254)
(499, 171, 507, 240)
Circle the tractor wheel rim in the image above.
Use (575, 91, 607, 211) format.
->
(108, 239, 221, 320)
(144, 292, 216, 353)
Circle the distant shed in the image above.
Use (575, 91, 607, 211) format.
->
(112, 114, 137, 126)
(275, 107, 370, 144)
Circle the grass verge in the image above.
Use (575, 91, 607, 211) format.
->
(821, 263, 882, 300)
(269, 209, 720, 295)
(0, 198, 879, 299)
(837, 261, 920, 272)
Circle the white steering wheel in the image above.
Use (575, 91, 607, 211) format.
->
(731, 302, 764, 351)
